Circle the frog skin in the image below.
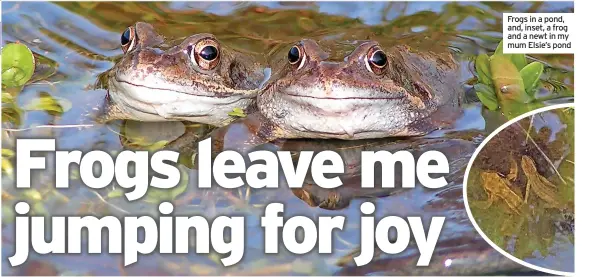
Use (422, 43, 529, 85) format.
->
(253, 38, 463, 140)
(101, 22, 267, 126)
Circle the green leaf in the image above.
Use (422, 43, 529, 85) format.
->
(493, 39, 516, 66)
(146, 140, 170, 152)
(511, 54, 528, 71)
(489, 54, 532, 104)
(492, 40, 527, 72)
(475, 54, 493, 86)
(2, 43, 36, 87)
(494, 39, 506, 56)
(23, 92, 72, 115)
(228, 107, 247, 118)
(501, 101, 545, 120)
(474, 83, 496, 99)
(494, 40, 502, 56)
(476, 91, 499, 111)
(2, 91, 23, 126)
(2, 92, 15, 103)
(520, 61, 544, 95)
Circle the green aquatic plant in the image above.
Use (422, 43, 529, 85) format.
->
(117, 121, 186, 151)
(23, 91, 72, 115)
(228, 107, 247, 118)
(2, 43, 36, 126)
(2, 91, 23, 126)
(2, 43, 35, 87)
(2, 43, 68, 126)
(474, 40, 545, 119)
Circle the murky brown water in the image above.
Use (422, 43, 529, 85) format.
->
(467, 106, 574, 273)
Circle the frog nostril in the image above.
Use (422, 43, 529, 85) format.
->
(413, 81, 432, 100)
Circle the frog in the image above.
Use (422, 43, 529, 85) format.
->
(206, 38, 464, 153)
(255, 38, 463, 140)
(99, 22, 267, 126)
(475, 154, 564, 215)
(478, 170, 524, 215)
(521, 155, 561, 208)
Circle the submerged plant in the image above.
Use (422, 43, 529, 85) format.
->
(468, 109, 574, 262)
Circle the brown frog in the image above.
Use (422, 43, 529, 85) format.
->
(478, 170, 524, 215)
(476, 155, 563, 215)
(205, 38, 464, 155)
(255, 38, 463, 140)
(101, 22, 267, 126)
(206, 38, 463, 151)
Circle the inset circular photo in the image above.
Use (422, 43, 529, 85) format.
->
(464, 103, 574, 275)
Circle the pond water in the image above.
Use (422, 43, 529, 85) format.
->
(467, 107, 574, 273)
(2, 1, 574, 275)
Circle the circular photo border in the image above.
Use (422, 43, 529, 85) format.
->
(463, 102, 575, 276)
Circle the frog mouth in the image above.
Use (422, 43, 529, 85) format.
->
(279, 85, 405, 101)
(284, 93, 404, 101)
(108, 77, 256, 120)
(114, 78, 256, 99)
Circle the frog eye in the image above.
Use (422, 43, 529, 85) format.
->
(288, 45, 306, 70)
(191, 39, 221, 71)
(364, 46, 388, 75)
(199, 45, 218, 61)
(120, 26, 137, 53)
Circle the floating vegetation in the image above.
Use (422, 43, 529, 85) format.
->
(2, 43, 35, 88)
(473, 40, 549, 120)
(23, 91, 72, 115)
(228, 107, 247, 118)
